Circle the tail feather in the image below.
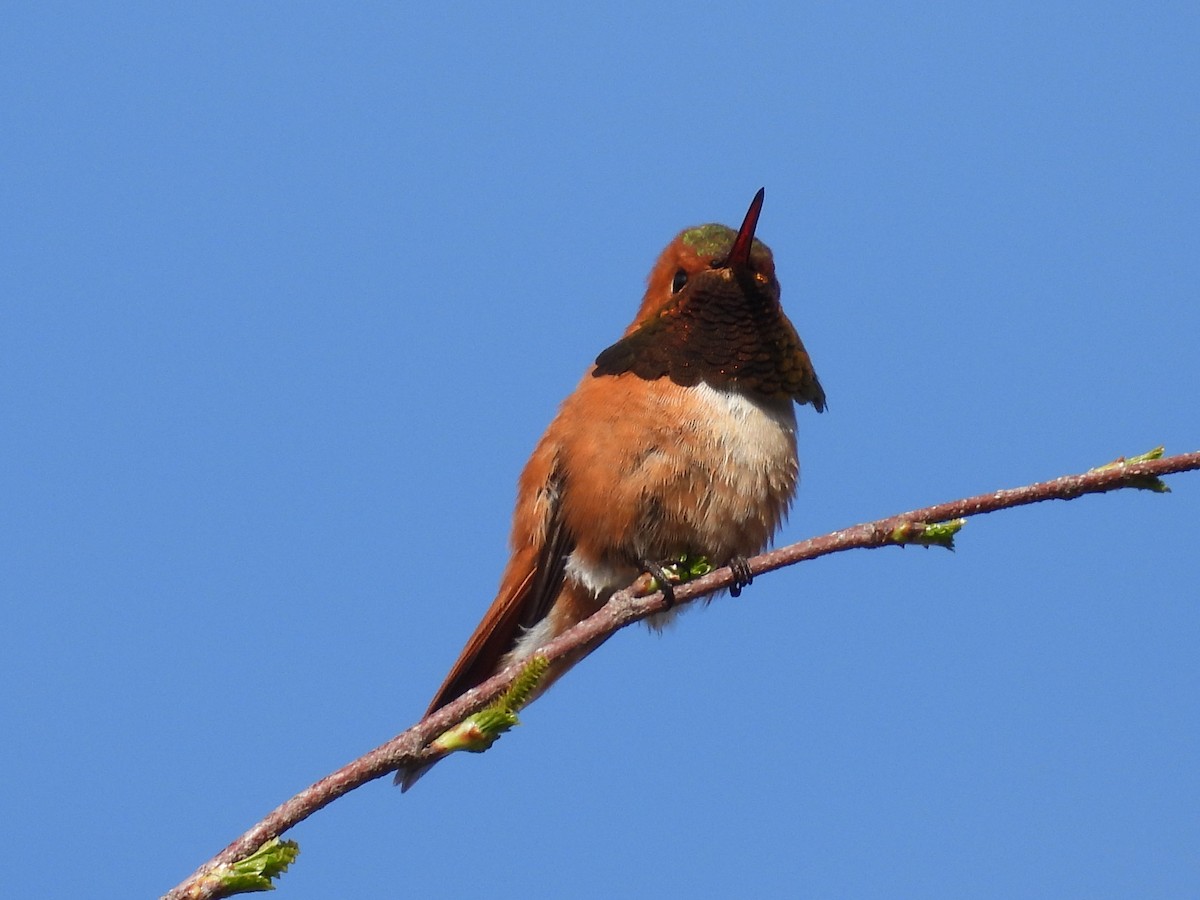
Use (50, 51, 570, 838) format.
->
(395, 760, 436, 792)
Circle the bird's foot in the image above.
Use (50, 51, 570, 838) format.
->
(642, 559, 677, 609)
(727, 555, 753, 597)
(642, 553, 722, 608)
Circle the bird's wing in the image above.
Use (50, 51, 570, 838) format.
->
(421, 464, 573, 718)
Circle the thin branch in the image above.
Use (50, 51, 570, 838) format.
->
(163, 449, 1200, 900)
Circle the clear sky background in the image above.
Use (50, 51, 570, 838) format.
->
(4, 4, 1198, 898)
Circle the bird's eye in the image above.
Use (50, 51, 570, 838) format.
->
(671, 269, 688, 293)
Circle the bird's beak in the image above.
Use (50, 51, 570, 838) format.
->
(727, 187, 765, 270)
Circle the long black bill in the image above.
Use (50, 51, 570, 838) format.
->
(727, 187, 765, 269)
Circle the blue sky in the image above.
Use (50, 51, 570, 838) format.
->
(4, 4, 1198, 898)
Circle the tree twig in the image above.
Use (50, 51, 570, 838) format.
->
(162, 448, 1200, 900)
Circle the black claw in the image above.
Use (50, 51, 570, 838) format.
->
(643, 560, 676, 609)
(728, 556, 753, 598)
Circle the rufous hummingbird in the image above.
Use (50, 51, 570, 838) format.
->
(398, 188, 824, 789)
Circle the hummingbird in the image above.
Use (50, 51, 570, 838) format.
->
(398, 188, 824, 790)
